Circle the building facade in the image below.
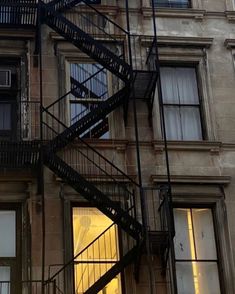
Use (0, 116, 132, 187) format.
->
(0, 0, 235, 293)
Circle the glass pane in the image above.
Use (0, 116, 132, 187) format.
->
(161, 67, 179, 104)
(0, 266, 10, 294)
(176, 67, 199, 105)
(192, 209, 217, 260)
(72, 207, 121, 294)
(164, 106, 182, 140)
(0, 104, 11, 130)
(176, 262, 221, 294)
(180, 107, 202, 140)
(0, 211, 16, 257)
(174, 208, 196, 260)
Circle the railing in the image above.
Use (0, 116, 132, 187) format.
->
(43, 108, 139, 218)
(0, 0, 37, 27)
(0, 280, 56, 294)
(48, 222, 120, 294)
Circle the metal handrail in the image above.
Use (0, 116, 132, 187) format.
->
(43, 107, 139, 187)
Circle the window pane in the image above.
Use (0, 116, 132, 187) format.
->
(176, 67, 199, 105)
(161, 67, 179, 104)
(0, 211, 16, 257)
(0, 104, 11, 130)
(0, 266, 10, 294)
(174, 208, 195, 260)
(180, 107, 202, 140)
(192, 209, 217, 260)
(164, 106, 182, 140)
(176, 262, 221, 294)
(72, 207, 121, 294)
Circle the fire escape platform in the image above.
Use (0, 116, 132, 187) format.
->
(148, 230, 169, 254)
(0, 141, 40, 168)
(132, 70, 158, 100)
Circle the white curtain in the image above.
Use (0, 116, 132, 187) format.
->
(161, 67, 202, 140)
(0, 211, 15, 257)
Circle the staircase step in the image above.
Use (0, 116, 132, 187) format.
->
(82, 117, 109, 138)
(71, 77, 100, 99)
(46, 0, 83, 12)
(84, 245, 139, 294)
(50, 86, 129, 150)
(43, 7, 131, 81)
(45, 153, 142, 240)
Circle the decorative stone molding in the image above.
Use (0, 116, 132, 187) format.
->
(151, 174, 231, 185)
(224, 38, 235, 48)
(141, 7, 205, 20)
(141, 35, 213, 48)
(152, 140, 222, 154)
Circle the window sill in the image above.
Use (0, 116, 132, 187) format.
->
(152, 140, 222, 154)
(141, 7, 205, 20)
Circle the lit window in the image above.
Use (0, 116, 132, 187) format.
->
(72, 207, 121, 294)
(161, 66, 203, 140)
(174, 208, 221, 294)
(69, 63, 109, 139)
(153, 0, 191, 8)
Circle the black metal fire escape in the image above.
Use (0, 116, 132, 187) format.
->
(0, 0, 174, 293)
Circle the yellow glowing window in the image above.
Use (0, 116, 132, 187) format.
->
(72, 207, 122, 294)
(174, 208, 221, 294)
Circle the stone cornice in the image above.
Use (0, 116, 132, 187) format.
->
(224, 38, 235, 49)
(141, 7, 205, 20)
(141, 35, 213, 48)
(153, 141, 221, 154)
(151, 175, 231, 185)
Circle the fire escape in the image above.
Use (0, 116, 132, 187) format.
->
(0, 0, 175, 293)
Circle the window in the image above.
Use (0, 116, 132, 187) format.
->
(153, 0, 191, 8)
(161, 66, 203, 140)
(0, 206, 21, 294)
(69, 63, 109, 139)
(174, 208, 221, 294)
(72, 207, 121, 293)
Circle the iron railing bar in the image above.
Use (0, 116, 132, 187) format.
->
(80, 0, 128, 35)
(48, 222, 116, 281)
(44, 65, 107, 110)
(79, 12, 119, 43)
(43, 108, 139, 187)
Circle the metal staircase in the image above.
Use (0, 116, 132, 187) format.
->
(39, 0, 165, 292)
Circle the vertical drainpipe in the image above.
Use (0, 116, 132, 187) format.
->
(150, 0, 178, 293)
(125, 1, 156, 293)
(38, 2, 46, 293)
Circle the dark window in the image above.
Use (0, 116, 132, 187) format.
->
(161, 66, 203, 140)
(174, 208, 221, 293)
(153, 0, 191, 8)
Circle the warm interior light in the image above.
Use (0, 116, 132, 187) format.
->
(73, 207, 121, 294)
(187, 210, 199, 294)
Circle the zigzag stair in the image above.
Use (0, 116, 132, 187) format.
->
(49, 86, 129, 150)
(44, 152, 142, 240)
(85, 245, 139, 294)
(43, 5, 131, 81)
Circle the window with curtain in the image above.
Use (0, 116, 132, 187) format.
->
(174, 208, 221, 294)
(153, 0, 191, 8)
(161, 66, 203, 140)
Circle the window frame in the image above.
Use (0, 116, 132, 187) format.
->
(160, 63, 206, 141)
(173, 203, 225, 293)
(65, 59, 110, 139)
(70, 202, 125, 294)
(0, 203, 22, 294)
(152, 0, 192, 9)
